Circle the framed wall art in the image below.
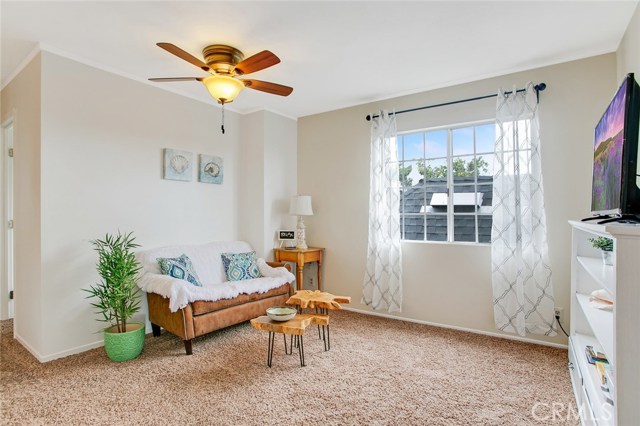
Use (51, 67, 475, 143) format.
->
(199, 154, 223, 184)
(163, 149, 193, 181)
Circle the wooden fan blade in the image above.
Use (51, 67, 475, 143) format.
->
(234, 51, 280, 75)
(148, 77, 204, 82)
(243, 79, 293, 96)
(157, 43, 210, 72)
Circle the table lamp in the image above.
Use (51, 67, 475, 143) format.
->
(290, 195, 314, 249)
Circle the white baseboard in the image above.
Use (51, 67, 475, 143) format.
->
(342, 307, 568, 349)
(14, 324, 155, 363)
(14, 331, 104, 363)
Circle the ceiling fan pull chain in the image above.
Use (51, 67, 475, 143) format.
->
(221, 103, 226, 134)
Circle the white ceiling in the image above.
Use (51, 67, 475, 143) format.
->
(1, 1, 638, 118)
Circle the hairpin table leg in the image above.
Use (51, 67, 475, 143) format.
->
(267, 331, 275, 368)
(298, 335, 305, 367)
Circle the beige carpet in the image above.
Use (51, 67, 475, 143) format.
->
(1, 311, 578, 425)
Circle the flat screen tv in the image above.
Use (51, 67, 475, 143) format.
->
(590, 73, 640, 221)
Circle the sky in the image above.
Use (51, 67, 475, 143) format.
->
(397, 123, 495, 184)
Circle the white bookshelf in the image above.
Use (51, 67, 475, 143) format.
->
(569, 220, 640, 426)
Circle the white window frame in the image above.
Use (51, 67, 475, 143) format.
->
(397, 119, 495, 245)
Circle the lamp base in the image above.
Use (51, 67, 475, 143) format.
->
(296, 216, 308, 249)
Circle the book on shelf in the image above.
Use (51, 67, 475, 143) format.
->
(585, 345, 609, 365)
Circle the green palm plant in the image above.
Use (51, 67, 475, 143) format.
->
(84, 232, 142, 333)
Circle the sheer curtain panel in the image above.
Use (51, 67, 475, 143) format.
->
(362, 110, 403, 313)
(491, 83, 556, 337)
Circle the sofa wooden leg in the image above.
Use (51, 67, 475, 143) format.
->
(184, 339, 193, 355)
(151, 323, 161, 337)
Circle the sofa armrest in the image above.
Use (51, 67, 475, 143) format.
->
(137, 271, 186, 294)
(266, 261, 291, 272)
(147, 292, 194, 341)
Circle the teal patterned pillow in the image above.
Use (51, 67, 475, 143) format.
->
(157, 254, 203, 287)
(221, 251, 262, 281)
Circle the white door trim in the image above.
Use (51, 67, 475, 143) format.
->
(1, 114, 15, 320)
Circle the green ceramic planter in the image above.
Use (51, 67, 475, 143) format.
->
(103, 322, 145, 362)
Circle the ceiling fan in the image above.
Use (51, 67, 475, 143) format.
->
(149, 43, 293, 105)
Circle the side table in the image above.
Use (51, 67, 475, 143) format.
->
(250, 314, 329, 367)
(273, 247, 325, 292)
(286, 290, 351, 351)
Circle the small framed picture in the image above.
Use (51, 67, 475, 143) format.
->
(278, 230, 295, 241)
(164, 149, 193, 181)
(199, 154, 223, 184)
(278, 230, 296, 248)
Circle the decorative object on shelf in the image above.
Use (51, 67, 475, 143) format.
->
(589, 288, 614, 311)
(290, 195, 314, 249)
(588, 236, 614, 265)
(163, 148, 193, 181)
(83, 232, 145, 362)
(198, 154, 223, 184)
(278, 230, 296, 248)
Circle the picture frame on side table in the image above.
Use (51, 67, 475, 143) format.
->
(278, 230, 296, 249)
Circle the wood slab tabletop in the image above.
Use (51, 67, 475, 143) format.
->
(286, 290, 351, 310)
(250, 313, 329, 335)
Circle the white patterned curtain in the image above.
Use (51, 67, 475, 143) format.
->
(491, 83, 556, 337)
(362, 110, 403, 313)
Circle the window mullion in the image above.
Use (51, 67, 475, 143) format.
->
(473, 126, 479, 243)
(447, 129, 454, 243)
(422, 131, 427, 241)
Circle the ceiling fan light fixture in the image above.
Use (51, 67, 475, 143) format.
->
(202, 75, 245, 104)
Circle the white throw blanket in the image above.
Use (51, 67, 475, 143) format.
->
(137, 258, 295, 312)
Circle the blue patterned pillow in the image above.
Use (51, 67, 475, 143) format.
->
(157, 254, 203, 287)
(221, 251, 262, 281)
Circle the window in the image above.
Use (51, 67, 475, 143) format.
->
(396, 121, 495, 244)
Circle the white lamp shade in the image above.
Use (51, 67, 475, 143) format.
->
(290, 195, 314, 216)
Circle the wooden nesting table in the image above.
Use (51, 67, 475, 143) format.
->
(286, 290, 351, 351)
(251, 291, 351, 367)
(250, 314, 329, 367)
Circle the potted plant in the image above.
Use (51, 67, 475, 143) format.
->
(589, 236, 614, 265)
(84, 231, 145, 362)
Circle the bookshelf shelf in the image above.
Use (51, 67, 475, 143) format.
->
(571, 333, 615, 426)
(576, 256, 615, 296)
(575, 293, 613, 358)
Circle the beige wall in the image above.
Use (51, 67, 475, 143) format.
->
(263, 111, 298, 258)
(0, 54, 43, 352)
(238, 110, 298, 259)
(617, 2, 640, 79)
(239, 112, 266, 255)
(298, 54, 617, 346)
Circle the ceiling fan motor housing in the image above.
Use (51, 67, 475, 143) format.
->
(202, 45, 245, 74)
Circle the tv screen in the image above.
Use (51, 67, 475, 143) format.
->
(590, 73, 640, 217)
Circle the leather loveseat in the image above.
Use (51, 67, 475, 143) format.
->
(136, 241, 294, 355)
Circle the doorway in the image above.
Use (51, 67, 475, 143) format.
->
(1, 118, 14, 320)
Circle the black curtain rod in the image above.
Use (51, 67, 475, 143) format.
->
(365, 83, 547, 121)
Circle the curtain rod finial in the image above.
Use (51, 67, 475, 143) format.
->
(365, 114, 372, 121)
(535, 83, 546, 92)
